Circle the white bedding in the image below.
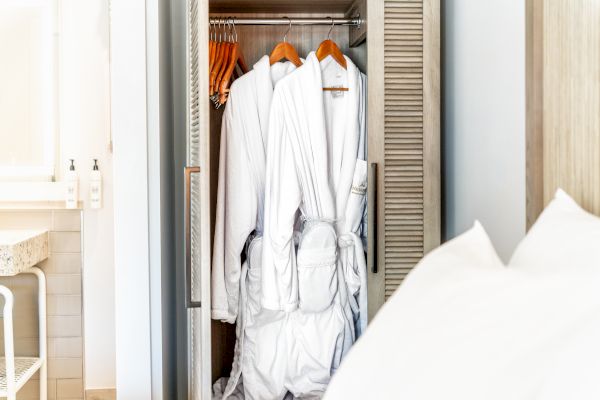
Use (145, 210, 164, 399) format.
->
(325, 192, 600, 400)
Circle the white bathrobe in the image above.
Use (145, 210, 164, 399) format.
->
(261, 52, 368, 398)
(211, 56, 299, 399)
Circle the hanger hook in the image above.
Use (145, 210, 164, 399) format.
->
(232, 17, 237, 42)
(327, 16, 334, 40)
(228, 17, 233, 42)
(218, 18, 222, 42)
(283, 16, 292, 43)
(221, 17, 226, 42)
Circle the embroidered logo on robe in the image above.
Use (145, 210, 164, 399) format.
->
(351, 183, 367, 195)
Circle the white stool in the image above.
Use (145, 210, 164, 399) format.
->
(0, 267, 47, 400)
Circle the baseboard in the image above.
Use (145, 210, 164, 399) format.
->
(85, 388, 117, 400)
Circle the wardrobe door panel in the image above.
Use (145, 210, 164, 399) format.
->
(367, 0, 440, 318)
(187, 0, 212, 398)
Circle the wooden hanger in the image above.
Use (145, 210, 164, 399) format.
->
(215, 18, 250, 107)
(209, 19, 227, 95)
(316, 18, 349, 92)
(269, 17, 302, 67)
(214, 39, 232, 96)
(316, 39, 347, 70)
(215, 19, 235, 96)
(209, 20, 216, 74)
(218, 43, 240, 105)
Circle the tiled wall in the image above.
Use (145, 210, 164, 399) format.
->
(0, 210, 84, 400)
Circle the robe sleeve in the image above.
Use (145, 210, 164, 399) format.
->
(212, 95, 257, 323)
(261, 88, 302, 312)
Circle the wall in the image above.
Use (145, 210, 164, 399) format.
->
(57, 0, 115, 392)
(110, 1, 153, 398)
(0, 209, 84, 400)
(0, 0, 116, 393)
(443, 0, 526, 261)
(147, 0, 177, 398)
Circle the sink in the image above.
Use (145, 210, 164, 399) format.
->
(0, 230, 49, 276)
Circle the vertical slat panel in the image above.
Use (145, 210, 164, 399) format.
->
(383, 0, 425, 299)
(186, 2, 202, 399)
(368, 0, 439, 314)
(189, 0, 201, 300)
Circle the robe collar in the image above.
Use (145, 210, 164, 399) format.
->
(305, 51, 362, 223)
(253, 56, 273, 139)
(302, 51, 361, 159)
(253, 55, 301, 146)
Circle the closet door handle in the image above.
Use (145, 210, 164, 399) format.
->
(369, 162, 378, 273)
(185, 166, 202, 309)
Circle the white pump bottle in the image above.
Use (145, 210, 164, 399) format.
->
(90, 159, 102, 209)
(65, 159, 79, 209)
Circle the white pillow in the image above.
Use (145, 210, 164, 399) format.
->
(510, 189, 600, 270)
(405, 220, 504, 279)
(324, 223, 515, 400)
(381, 221, 505, 303)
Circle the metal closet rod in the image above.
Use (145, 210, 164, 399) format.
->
(208, 16, 362, 27)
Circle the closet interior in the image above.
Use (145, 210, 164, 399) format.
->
(186, 0, 440, 397)
(207, 1, 368, 383)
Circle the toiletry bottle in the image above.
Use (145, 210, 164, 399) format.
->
(65, 159, 79, 209)
(90, 159, 103, 209)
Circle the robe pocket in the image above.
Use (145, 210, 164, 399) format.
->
(297, 221, 338, 313)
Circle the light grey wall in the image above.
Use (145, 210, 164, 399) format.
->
(147, 0, 186, 397)
(170, 0, 189, 398)
(147, 0, 177, 398)
(443, 0, 526, 261)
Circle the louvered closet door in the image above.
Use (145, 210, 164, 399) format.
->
(367, 0, 440, 319)
(186, 0, 212, 399)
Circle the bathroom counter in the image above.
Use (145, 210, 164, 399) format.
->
(0, 230, 49, 276)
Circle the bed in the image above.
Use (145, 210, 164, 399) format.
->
(325, 190, 600, 399)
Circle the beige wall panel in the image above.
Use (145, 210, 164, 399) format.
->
(423, 0, 441, 253)
(541, 0, 600, 214)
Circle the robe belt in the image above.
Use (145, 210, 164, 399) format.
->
(337, 232, 362, 293)
(337, 230, 368, 337)
(337, 233, 355, 248)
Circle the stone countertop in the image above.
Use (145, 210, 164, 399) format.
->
(0, 230, 49, 276)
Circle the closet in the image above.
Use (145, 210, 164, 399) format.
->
(184, 0, 440, 398)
